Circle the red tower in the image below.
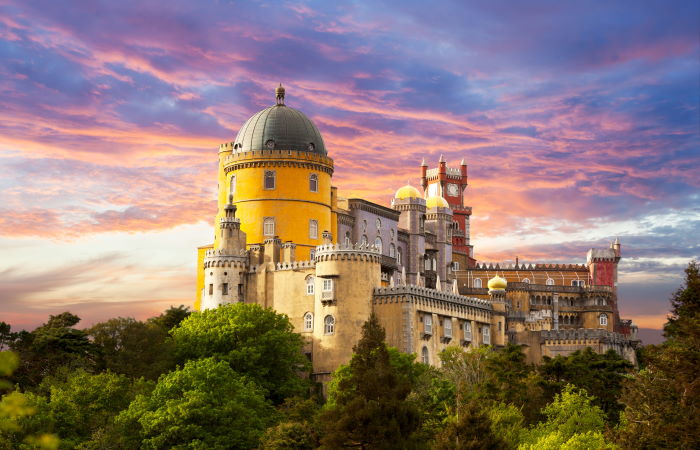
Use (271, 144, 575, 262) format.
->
(421, 156, 475, 268)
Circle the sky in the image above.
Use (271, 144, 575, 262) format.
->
(0, 0, 698, 338)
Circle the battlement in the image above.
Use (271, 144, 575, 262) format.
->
(373, 285, 492, 310)
(204, 248, 247, 258)
(540, 328, 633, 345)
(473, 262, 587, 271)
(314, 243, 381, 262)
(425, 167, 463, 179)
(275, 260, 315, 271)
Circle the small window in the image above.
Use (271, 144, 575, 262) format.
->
(306, 276, 314, 295)
(374, 237, 383, 253)
(309, 174, 318, 192)
(546, 278, 555, 286)
(324, 315, 335, 335)
(222, 283, 228, 295)
(390, 228, 395, 240)
(208, 284, 213, 295)
(376, 218, 381, 229)
(421, 346, 429, 364)
(264, 170, 276, 189)
(309, 220, 318, 239)
(444, 318, 452, 338)
(424, 257, 431, 271)
(263, 217, 275, 236)
(389, 243, 396, 258)
(304, 312, 313, 331)
(498, 321, 501, 332)
(310, 249, 316, 260)
(323, 278, 333, 292)
(453, 262, 459, 271)
(344, 231, 351, 247)
(361, 235, 368, 246)
(599, 314, 608, 326)
(265, 139, 275, 150)
(362, 220, 367, 232)
(424, 314, 433, 335)
(474, 278, 482, 288)
(397, 248, 402, 265)
(464, 321, 472, 341)
(522, 278, 530, 284)
(483, 326, 490, 345)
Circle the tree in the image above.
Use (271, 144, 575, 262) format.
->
(538, 348, 632, 423)
(89, 317, 175, 379)
(432, 401, 504, 450)
(148, 305, 191, 332)
(319, 314, 420, 449)
(171, 303, 310, 403)
(617, 260, 700, 448)
(10, 313, 97, 389)
(519, 385, 614, 450)
(0, 323, 15, 352)
(117, 357, 274, 449)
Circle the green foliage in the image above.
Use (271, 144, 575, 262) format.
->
(171, 303, 310, 403)
(10, 313, 97, 389)
(89, 317, 175, 380)
(538, 348, 632, 423)
(148, 305, 192, 332)
(118, 357, 274, 449)
(485, 403, 525, 449)
(259, 422, 317, 450)
(616, 260, 700, 449)
(519, 385, 613, 449)
(319, 314, 420, 449)
(432, 401, 504, 450)
(0, 324, 15, 352)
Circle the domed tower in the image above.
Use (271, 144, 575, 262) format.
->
(392, 184, 426, 286)
(487, 275, 508, 346)
(216, 85, 334, 259)
(424, 195, 453, 284)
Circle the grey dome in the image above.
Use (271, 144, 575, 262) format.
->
(233, 87, 326, 155)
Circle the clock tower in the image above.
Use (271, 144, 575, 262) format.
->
(421, 156, 475, 268)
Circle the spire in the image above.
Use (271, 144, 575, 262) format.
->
(460, 158, 466, 166)
(452, 278, 459, 295)
(421, 157, 427, 167)
(439, 154, 445, 163)
(275, 83, 285, 105)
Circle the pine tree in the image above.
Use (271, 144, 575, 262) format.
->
(319, 314, 420, 449)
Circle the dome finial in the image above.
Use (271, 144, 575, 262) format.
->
(275, 83, 285, 106)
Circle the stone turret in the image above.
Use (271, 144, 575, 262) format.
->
(392, 189, 426, 286)
(201, 196, 248, 310)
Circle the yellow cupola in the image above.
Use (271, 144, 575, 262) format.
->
(395, 185, 421, 199)
(425, 195, 450, 209)
(487, 275, 507, 290)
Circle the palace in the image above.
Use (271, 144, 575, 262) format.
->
(195, 85, 639, 383)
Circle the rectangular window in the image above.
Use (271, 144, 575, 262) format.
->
(222, 283, 228, 295)
(208, 284, 213, 295)
(238, 284, 244, 300)
(309, 219, 318, 239)
(483, 326, 490, 345)
(444, 318, 452, 338)
(463, 322, 472, 341)
(424, 314, 433, 335)
(323, 278, 333, 292)
(229, 176, 236, 198)
(264, 170, 276, 190)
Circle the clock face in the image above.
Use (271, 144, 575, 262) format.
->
(447, 183, 459, 196)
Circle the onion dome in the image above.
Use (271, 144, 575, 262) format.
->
(487, 275, 507, 290)
(232, 85, 326, 155)
(395, 185, 421, 200)
(425, 195, 450, 209)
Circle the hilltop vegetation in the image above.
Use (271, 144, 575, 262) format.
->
(1, 261, 698, 449)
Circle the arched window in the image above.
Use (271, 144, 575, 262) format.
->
(546, 278, 555, 286)
(310, 249, 316, 260)
(374, 237, 383, 253)
(309, 219, 318, 239)
(306, 276, 314, 295)
(599, 314, 608, 326)
(376, 218, 381, 230)
(361, 235, 368, 246)
(344, 231, 351, 247)
(229, 175, 236, 198)
(263, 217, 275, 236)
(324, 315, 335, 335)
(309, 174, 318, 192)
(521, 278, 530, 284)
(421, 346, 429, 364)
(389, 243, 395, 258)
(482, 326, 490, 345)
(303, 312, 313, 331)
(264, 170, 276, 190)
(397, 247, 403, 265)
(474, 278, 482, 288)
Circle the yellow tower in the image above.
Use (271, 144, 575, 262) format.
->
(196, 85, 335, 308)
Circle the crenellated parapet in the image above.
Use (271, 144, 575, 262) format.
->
(540, 328, 635, 345)
(374, 285, 491, 311)
(314, 243, 381, 263)
(474, 262, 587, 270)
(222, 148, 334, 175)
(275, 260, 315, 271)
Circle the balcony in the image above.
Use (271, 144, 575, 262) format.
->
(321, 289, 335, 306)
(381, 255, 398, 271)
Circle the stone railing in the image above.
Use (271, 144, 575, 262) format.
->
(275, 260, 315, 271)
(314, 242, 381, 258)
(540, 329, 633, 344)
(373, 285, 492, 310)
